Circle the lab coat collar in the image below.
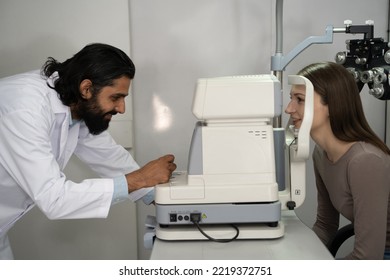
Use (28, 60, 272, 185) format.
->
(46, 72, 78, 167)
(46, 71, 71, 116)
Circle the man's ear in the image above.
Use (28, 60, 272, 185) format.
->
(79, 79, 93, 100)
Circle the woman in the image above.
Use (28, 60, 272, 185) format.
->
(285, 61, 390, 259)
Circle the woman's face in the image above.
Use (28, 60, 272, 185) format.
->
(284, 85, 329, 134)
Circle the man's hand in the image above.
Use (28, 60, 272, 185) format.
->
(125, 154, 176, 193)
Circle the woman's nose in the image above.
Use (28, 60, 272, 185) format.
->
(284, 101, 295, 114)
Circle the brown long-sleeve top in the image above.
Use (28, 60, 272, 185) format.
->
(312, 142, 390, 259)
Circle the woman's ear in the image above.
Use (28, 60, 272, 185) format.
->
(79, 79, 93, 100)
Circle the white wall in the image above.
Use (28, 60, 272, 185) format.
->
(129, 0, 388, 259)
(0, 0, 139, 259)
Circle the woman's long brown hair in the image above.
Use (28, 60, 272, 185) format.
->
(298, 61, 390, 155)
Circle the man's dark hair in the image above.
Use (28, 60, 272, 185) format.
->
(41, 43, 135, 106)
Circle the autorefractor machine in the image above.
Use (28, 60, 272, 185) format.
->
(153, 74, 314, 241)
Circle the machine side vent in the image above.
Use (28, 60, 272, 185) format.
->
(248, 130, 268, 139)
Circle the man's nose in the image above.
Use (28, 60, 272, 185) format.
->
(115, 99, 126, 114)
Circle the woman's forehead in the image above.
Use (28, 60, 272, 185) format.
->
(290, 84, 306, 93)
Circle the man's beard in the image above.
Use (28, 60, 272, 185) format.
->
(77, 97, 117, 135)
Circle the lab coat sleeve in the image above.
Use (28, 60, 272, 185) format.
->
(73, 124, 154, 202)
(74, 123, 140, 177)
(0, 108, 113, 220)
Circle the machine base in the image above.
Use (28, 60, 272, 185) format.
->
(155, 222, 284, 241)
(156, 201, 281, 225)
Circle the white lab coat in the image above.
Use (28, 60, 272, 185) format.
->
(0, 70, 140, 259)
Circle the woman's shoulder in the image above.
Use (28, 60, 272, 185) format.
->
(348, 142, 390, 166)
(351, 142, 387, 156)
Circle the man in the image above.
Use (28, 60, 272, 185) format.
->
(0, 43, 176, 259)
